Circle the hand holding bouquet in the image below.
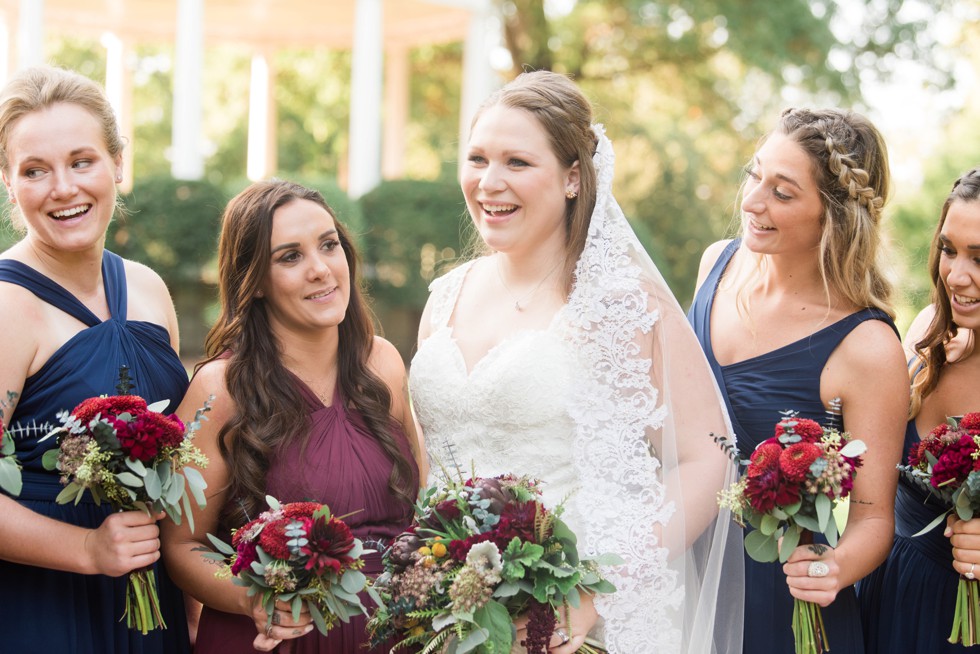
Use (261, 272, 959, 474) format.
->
(201, 495, 372, 644)
(718, 411, 866, 654)
(41, 385, 211, 633)
(900, 412, 980, 645)
(367, 474, 619, 654)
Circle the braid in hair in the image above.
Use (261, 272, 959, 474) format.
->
(910, 167, 980, 417)
(778, 108, 894, 317)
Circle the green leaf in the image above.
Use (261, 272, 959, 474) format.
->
(184, 466, 208, 508)
(0, 459, 22, 496)
(164, 472, 185, 505)
(307, 600, 329, 635)
(455, 627, 488, 654)
(912, 508, 952, 537)
(793, 512, 822, 533)
(782, 500, 803, 517)
(144, 469, 162, 500)
(291, 595, 303, 624)
(744, 529, 778, 563)
(55, 481, 82, 505)
(492, 581, 520, 598)
(824, 517, 840, 547)
(815, 494, 832, 532)
(341, 569, 366, 594)
(206, 532, 235, 555)
(473, 600, 512, 653)
(125, 457, 147, 477)
(760, 513, 780, 536)
(116, 471, 144, 488)
(182, 491, 196, 533)
(501, 538, 545, 581)
(265, 495, 281, 510)
(779, 525, 801, 563)
(41, 448, 60, 471)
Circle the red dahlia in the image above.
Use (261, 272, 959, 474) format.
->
(775, 417, 824, 443)
(302, 515, 356, 575)
(779, 442, 822, 481)
(747, 443, 783, 478)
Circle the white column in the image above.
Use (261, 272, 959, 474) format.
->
(101, 32, 134, 192)
(458, 0, 497, 170)
(347, 0, 383, 199)
(382, 44, 409, 180)
(171, 0, 204, 180)
(247, 51, 277, 181)
(17, 0, 43, 69)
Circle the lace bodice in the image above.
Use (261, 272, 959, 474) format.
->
(410, 261, 585, 515)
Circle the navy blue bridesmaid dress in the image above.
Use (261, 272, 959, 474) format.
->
(0, 251, 191, 654)
(689, 239, 896, 653)
(858, 419, 971, 652)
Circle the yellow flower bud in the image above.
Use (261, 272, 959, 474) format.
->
(431, 542, 448, 558)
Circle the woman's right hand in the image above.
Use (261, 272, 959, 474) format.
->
(84, 510, 163, 577)
(248, 598, 315, 652)
(946, 515, 980, 578)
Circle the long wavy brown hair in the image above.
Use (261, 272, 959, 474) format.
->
(202, 179, 416, 533)
(910, 167, 980, 418)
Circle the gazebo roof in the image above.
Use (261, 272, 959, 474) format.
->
(2, 0, 475, 48)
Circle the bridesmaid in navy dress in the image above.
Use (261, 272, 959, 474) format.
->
(161, 180, 423, 653)
(0, 67, 191, 653)
(859, 168, 980, 652)
(688, 108, 908, 653)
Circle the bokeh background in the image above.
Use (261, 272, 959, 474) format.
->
(1, 0, 978, 364)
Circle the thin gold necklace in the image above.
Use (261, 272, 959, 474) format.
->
(494, 255, 562, 312)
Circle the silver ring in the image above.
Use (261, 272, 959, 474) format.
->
(555, 628, 570, 645)
(807, 561, 830, 578)
(265, 620, 274, 637)
(968, 563, 976, 581)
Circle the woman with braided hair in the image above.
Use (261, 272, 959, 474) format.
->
(688, 107, 909, 652)
(858, 168, 980, 653)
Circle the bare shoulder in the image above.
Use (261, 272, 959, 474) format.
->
(832, 317, 907, 385)
(123, 258, 171, 296)
(695, 239, 735, 292)
(903, 304, 937, 353)
(369, 336, 408, 385)
(180, 359, 233, 425)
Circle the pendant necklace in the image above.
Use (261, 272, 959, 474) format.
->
(495, 255, 562, 312)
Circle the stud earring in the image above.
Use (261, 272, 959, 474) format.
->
(565, 189, 578, 200)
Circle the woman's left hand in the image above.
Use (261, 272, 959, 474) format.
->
(783, 543, 841, 607)
(946, 515, 980, 578)
(513, 590, 598, 652)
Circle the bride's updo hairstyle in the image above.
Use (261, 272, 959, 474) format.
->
(470, 71, 599, 295)
(741, 108, 894, 318)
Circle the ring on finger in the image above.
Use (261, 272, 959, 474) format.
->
(555, 628, 570, 645)
(265, 620, 274, 637)
(807, 561, 830, 578)
(968, 563, 976, 581)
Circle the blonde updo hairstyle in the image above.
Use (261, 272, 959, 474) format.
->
(0, 65, 123, 231)
(469, 71, 599, 295)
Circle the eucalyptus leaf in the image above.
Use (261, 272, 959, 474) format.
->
(0, 460, 22, 496)
(115, 471, 144, 487)
(912, 508, 952, 537)
(147, 399, 170, 413)
(744, 529, 778, 563)
(144, 469, 162, 500)
(456, 627, 489, 654)
(125, 457, 148, 476)
(839, 439, 867, 458)
(815, 493, 832, 532)
(341, 569, 366, 594)
(182, 491, 196, 533)
(165, 473, 185, 505)
(760, 513, 780, 536)
(793, 512, 822, 533)
(184, 466, 208, 507)
(41, 448, 61, 471)
(307, 600, 328, 635)
(779, 525, 801, 563)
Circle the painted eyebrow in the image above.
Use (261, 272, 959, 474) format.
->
(753, 156, 804, 191)
(939, 234, 980, 250)
(18, 147, 100, 165)
(270, 229, 337, 254)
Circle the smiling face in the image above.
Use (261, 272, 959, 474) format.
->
(260, 198, 350, 336)
(460, 104, 579, 259)
(938, 199, 980, 329)
(2, 102, 121, 255)
(740, 131, 825, 257)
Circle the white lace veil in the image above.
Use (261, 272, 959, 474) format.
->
(561, 125, 743, 653)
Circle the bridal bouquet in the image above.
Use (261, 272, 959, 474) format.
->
(0, 391, 22, 496)
(41, 374, 210, 634)
(899, 412, 980, 645)
(718, 411, 866, 654)
(366, 474, 619, 654)
(201, 496, 372, 636)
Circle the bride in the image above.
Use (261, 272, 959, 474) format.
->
(409, 71, 743, 653)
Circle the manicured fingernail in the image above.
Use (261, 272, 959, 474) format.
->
(945, 527, 953, 537)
